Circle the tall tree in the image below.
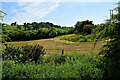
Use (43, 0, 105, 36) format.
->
(74, 20, 94, 34)
(23, 23, 27, 31)
(96, 2, 120, 79)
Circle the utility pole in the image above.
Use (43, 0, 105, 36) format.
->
(118, 1, 120, 22)
(111, 10, 113, 20)
(116, 1, 120, 38)
(110, 9, 112, 19)
(110, 9, 114, 21)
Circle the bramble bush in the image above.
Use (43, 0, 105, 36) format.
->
(2, 44, 46, 64)
(93, 19, 120, 79)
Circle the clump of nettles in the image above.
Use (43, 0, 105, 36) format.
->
(2, 44, 46, 64)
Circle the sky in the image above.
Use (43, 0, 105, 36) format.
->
(1, 0, 119, 27)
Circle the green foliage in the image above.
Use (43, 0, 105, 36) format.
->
(0, 10, 7, 21)
(2, 22, 74, 42)
(2, 34, 12, 43)
(98, 39, 120, 79)
(92, 22, 117, 40)
(91, 17, 120, 79)
(74, 20, 94, 34)
(23, 22, 60, 31)
(17, 25, 22, 30)
(2, 25, 18, 31)
(67, 28, 75, 34)
(93, 6, 120, 79)
(2, 44, 46, 64)
(56, 34, 92, 42)
(23, 23, 27, 31)
(48, 27, 58, 38)
(36, 29, 47, 39)
(2, 53, 104, 79)
(83, 24, 95, 34)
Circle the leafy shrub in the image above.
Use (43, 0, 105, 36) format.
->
(83, 24, 95, 34)
(2, 53, 104, 79)
(93, 17, 120, 79)
(91, 22, 117, 40)
(48, 28, 58, 38)
(36, 29, 47, 39)
(79, 38, 87, 42)
(74, 20, 95, 34)
(67, 28, 74, 34)
(99, 39, 120, 79)
(54, 55, 67, 64)
(56, 34, 91, 42)
(2, 44, 46, 64)
(2, 34, 12, 43)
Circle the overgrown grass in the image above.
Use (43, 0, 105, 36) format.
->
(56, 34, 92, 42)
(2, 52, 104, 79)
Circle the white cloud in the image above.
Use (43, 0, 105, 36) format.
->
(12, 9, 18, 12)
(11, 2, 59, 24)
(17, 2, 30, 7)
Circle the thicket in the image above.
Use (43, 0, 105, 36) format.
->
(2, 52, 104, 79)
(97, 21, 120, 79)
(74, 20, 95, 34)
(2, 20, 98, 43)
(2, 27, 74, 43)
(93, 6, 120, 79)
(91, 22, 117, 40)
(2, 44, 46, 64)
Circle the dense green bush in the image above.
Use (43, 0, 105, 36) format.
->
(91, 22, 116, 40)
(2, 27, 74, 43)
(67, 28, 75, 34)
(98, 39, 120, 79)
(93, 14, 120, 79)
(74, 20, 95, 34)
(2, 53, 104, 79)
(48, 30, 58, 38)
(2, 34, 11, 43)
(8, 30, 37, 41)
(56, 34, 92, 42)
(2, 44, 46, 64)
(83, 24, 95, 34)
(47, 27, 58, 38)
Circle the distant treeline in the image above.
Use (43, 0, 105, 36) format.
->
(2, 20, 112, 43)
(2, 22, 75, 43)
(9, 21, 73, 30)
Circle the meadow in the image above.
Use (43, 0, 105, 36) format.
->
(1, 18, 120, 79)
(3, 37, 105, 56)
(2, 34, 106, 79)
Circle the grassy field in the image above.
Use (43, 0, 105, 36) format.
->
(55, 34, 92, 42)
(3, 37, 106, 56)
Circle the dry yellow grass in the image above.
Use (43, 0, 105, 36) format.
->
(2, 38, 106, 56)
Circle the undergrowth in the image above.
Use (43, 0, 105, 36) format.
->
(2, 52, 104, 79)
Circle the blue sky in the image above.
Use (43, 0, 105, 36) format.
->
(2, 1, 118, 27)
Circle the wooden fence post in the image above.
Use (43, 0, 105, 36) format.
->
(62, 48, 64, 55)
